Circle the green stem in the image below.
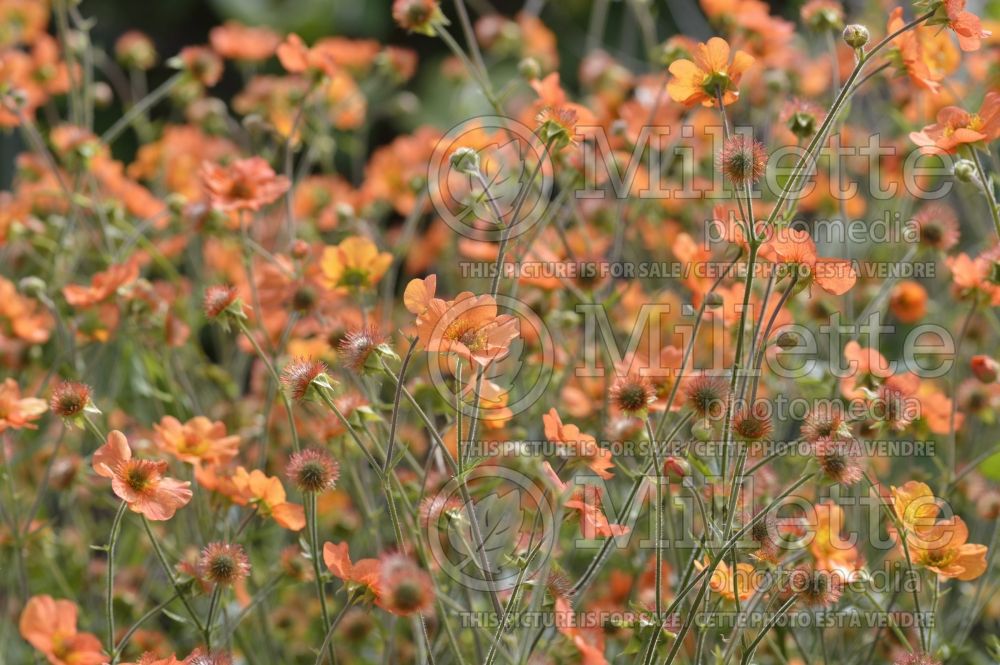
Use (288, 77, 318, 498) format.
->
(101, 72, 183, 144)
(106, 501, 128, 656)
(306, 493, 337, 665)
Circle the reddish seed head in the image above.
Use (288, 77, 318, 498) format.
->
(718, 135, 766, 185)
(733, 402, 772, 441)
(203, 285, 239, 319)
(199, 542, 250, 587)
(813, 437, 863, 485)
(609, 374, 656, 415)
(287, 449, 340, 493)
(800, 405, 847, 442)
(280, 358, 328, 401)
(392, 0, 440, 32)
(685, 375, 731, 419)
(912, 204, 960, 252)
(379, 554, 434, 615)
(49, 380, 92, 418)
(338, 326, 384, 372)
(787, 566, 842, 607)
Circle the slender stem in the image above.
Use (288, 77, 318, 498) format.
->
(112, 590, 181, 663)
(740, 594, 799, 665)
(382, 338, 418, 475)
(968, 146, 1000, 240)
(140, 517, 208, 639)
(313, 590, 363, 665)
(235, 318, 300, 453)
(101, 72, 182, 144)
(106, 501, 128, 656)
(306, 493, 337, 664)
(205, 584, 222, 651)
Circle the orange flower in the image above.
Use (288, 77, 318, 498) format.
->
(543, 408, 615, 479)
(906, 516, 988, 580)
(209, 21, 280, 62)
(92, 431, 193, 521)
(937, 0, 991, 52)
(276, 33, 339, 78)
(319, 236, 392, 292)
(891, 480, 940, 533)
(0, 378, 46, 431)
(200, 157, 290, 212)
(230, 466, 305, 531)
(0, 0, 50, 47)
(62, 259, 140, 308)
(910, 92, 1000, 154)
(19, 595, 105, 665)
(0, 276, 53, 344)
(764, 227, 857, 295)
(178, 46, 223, 86)
(323, 541, 381, 596)
(945, 249, 1000, 305)
(153, 415, 240, 468)
(667, 37, 754, 107)
(887, 7, 955, 92)
(543, 462, 629, 539)
(694, 557, 759, 601)
(415, 291, 519, 367)
(889, 280, 928, 323)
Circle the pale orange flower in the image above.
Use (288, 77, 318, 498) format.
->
(0, 0, 50, 47)
(415, 291, 519, 366)
(906, 516, 988, 580)
(0, 378, 47, 431)
(910, 92, 1000, 154)
(201, 157, 290, 212)
(543, 408, 615, 479)
(319, 236, 392, 292)
(62, 259, 140, 308)
(230, 466, 305, 531)
(323, 541, 381, 596)
(153, 415, 240, 468)
(92, 430, 193, 521)
(764, 227, 857, 295)
(19, 595, 105, 665)
(939, 0, 991, 51)
(891, 480, 940, 533)
(694, 557, 759, 602)
(667, 37, 754, 107)
(209, 21, 280, 62)
(542, 462, 629, 539)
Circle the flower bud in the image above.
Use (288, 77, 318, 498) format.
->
(953, 159, 976, 183)
(704, 291, 724, 308)
(449, 147, 481, 176)
(518, 57, 541, 81)
(662, 456, 690, 481)
(971, 355, 999, 383)
(842, 24, 870, 49)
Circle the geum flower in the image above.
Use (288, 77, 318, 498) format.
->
(931, 0, 991, 51)
(415, 291, 519, 366)
(905, 515, 988, 580)
(153, 415, 240, 468)
(19, 595, 105, 665)
(891, 480, 940, 533)
(763, 227, 856, 295)
(230, 466, 305, 531)
(543, 407, 615, 479)
(200, 156, 290, 212)
(910, 92, 1000, 154)
(320, 236, 392, 292)
(694, 557, 759, 602)
(543, 462, 629, 539)
(92, 430, 193, 521)
(667, 37, 754, 107)
(0, 378, 47, 431)
(323, 541, 381, 599)
(62, 258, 140, 308)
